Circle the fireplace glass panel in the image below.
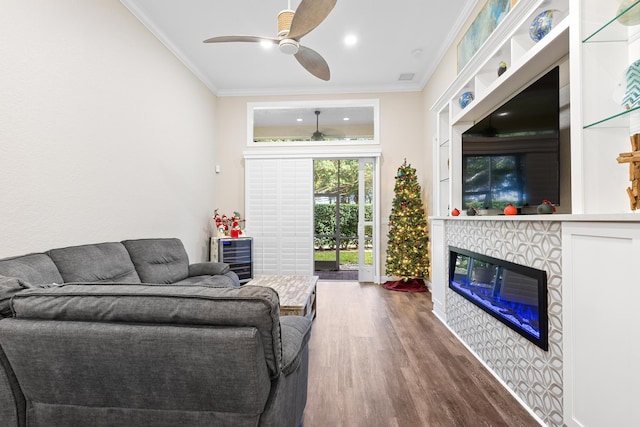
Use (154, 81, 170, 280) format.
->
(449, 247, 548, 350)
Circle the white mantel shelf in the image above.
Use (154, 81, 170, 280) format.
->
(429, 213, 640, 222)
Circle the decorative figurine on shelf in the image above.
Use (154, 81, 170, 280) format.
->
(213, 209, 246, 237)
(537, 200, 556, 214)
(458, 91, 474, 109)
(451, 208, 460, 216)
(529, 9, 558, 42)
(504, 204, 518, 215)
(497, 61, 507, 77)
(616, 133, 640, 211)
(466, 207, 478, 216)
(622, 59, 640, 110)
(617, 0, 640, 26)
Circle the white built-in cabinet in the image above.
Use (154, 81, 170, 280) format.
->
(562, 221, 640, 426)
(430, 1, 640, 426)
(433, 0, 570, 217)
(434, 0, 640, 216)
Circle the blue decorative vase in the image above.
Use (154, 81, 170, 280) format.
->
(529, 10, 557, 42)
(458, 91, 474, 109)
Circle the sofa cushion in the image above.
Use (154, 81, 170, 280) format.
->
(0, 319, 271, 424)
(279, 316, 313, 376)
(188, 262, 230, 276)
(9, 283, 283, 377)
(173, 274, 238, 287)
(0, 254, 63, 285)
(0, 276, 31, 318)
(122, 238, 189, 284)
(47, 243, 141, 283)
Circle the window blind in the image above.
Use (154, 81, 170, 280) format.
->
(245, 158, 313, 275)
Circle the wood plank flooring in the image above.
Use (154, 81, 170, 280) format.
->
(302, 281, 540, 427)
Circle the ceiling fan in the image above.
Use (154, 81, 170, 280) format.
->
(311, 110, 325, 140)
(203, 0, 336, 81)
(310, 110, 344, 141)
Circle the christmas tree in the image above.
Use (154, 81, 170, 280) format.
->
(385, 160, 430, 280)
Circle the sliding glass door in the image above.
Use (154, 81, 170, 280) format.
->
(313, 158, 377, 281)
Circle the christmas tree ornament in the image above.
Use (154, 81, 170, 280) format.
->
(451, 208, 460, 216)
(466, 207, 478, 216)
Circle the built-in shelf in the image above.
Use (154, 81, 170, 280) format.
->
(583, 0, 640, 43)
(584, 106, 640, 129)
(431, 0, 570, 218)
(451, 18, 569, 126)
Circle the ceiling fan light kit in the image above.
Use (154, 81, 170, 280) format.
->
(279, 39, 299, 55)
(202, 0, 336, 81)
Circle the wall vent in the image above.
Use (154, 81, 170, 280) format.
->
(398, 73, 415, 81)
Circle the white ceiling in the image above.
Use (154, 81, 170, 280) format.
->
(121, 0, 476, 97)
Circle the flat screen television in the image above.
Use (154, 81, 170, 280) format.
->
(462, 66, 560, 211)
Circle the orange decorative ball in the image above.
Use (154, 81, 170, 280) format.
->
(504, 204, 518, 215)
(451, 208, 460, 216)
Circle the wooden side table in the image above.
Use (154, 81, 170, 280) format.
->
(248, 275, 318, 320)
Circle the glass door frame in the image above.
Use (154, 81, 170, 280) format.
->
(311, 153, 380, 282)
(358, 157, 377, 282)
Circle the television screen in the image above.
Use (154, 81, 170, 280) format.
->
(462, 66, 560, 211)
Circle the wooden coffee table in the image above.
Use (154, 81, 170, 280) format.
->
(248, 275, 318, 320)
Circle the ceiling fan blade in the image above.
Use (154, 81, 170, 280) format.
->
(287, 0, 337, 40)
(295, 46, 330, 81)
(203, 35, 278, 44)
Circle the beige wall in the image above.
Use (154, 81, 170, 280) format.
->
(215, 92, 426, 274)
(0, 0, 219, 261)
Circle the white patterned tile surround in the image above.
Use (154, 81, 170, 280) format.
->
(445, 220, 563, 427)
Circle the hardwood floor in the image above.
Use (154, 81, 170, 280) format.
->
(302, 281, 540, 427)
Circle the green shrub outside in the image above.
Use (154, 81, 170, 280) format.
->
(314, 204, 372, 249)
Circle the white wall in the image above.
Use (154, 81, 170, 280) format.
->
(0, 0, 218, 261)
(215, 92, 426, 276)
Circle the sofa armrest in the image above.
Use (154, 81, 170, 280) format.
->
(279, 316, 312, 376)
(188, 262, 230, 277)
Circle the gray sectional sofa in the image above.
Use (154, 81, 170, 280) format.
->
(0, 238, 312, 427)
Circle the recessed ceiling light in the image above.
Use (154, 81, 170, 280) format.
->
(297, 118, 303, 122)
(343, 117, 350, 121)
(344, 34, 358, 46)
(260, 40, 274, 49)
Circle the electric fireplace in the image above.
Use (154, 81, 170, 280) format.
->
(448, 247, 548, 350)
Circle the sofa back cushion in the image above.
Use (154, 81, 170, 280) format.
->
(9, 283, 283, 377)
(47, 243, 140, 283)
(0, 319, 271, 425)
(0, 254, 63, 285)
(122, 238, 189, 284)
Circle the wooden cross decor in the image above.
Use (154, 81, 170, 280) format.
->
(617, 133, 640, 211)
